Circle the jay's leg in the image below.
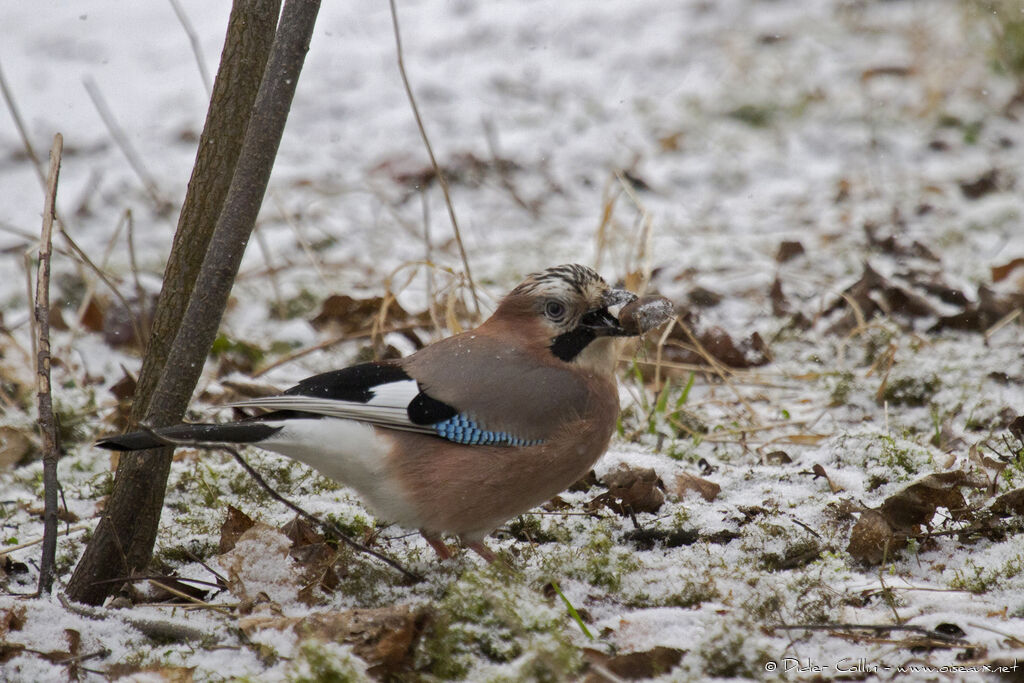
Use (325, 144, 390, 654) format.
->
(421, 531, 453, 560)
(465, 540, 497, 563)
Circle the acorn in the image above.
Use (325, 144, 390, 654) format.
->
(619, 295, 674, 335)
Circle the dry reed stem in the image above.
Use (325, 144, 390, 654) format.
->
(389, 0, 480, 319)
(168, 0, 213, 97)
(0, 61, 45, 184)
(1, 64, 140, 343)
(614, 169, 654, 289)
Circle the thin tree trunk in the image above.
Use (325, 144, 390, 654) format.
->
(65, 0, 283, 605)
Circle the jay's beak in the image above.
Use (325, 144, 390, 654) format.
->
(602, 288, 638, 308)
(583, 289, 639, 337)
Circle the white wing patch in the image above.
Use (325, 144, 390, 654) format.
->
(230, 379, 434, 433)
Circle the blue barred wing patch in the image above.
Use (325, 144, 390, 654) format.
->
(433, 414, 542, 447)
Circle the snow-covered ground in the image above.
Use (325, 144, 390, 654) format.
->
(2, 0, 1023, 680)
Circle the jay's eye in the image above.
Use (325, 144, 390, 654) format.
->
(543, 300, 566, 321)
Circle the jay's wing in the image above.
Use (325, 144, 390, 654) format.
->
(401, 330, 592, 442)
(231, 361, 542, 446)
(232, 361, 447, 434)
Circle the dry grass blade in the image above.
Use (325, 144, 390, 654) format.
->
(82, 76, 168, 211)
(675, 318, 764, 426)
(389, 0, 480, 319)
(36, 133, 63, 595)
(0, 60, 45, 184)
(0, 523, 92, 558)
(984, 307, 1021, 343)
(147, 579, 233, 615)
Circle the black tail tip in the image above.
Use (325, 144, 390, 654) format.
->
(94, 434, 159, 451)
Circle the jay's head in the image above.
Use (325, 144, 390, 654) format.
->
(493, 264, 641, 373)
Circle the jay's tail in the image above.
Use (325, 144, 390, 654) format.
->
(96, 422, 283, 451)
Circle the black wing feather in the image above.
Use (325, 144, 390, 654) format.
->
(283, 361, 411, 402)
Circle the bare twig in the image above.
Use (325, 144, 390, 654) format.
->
(23, 252, 37, 366)
(772, 623, 968, 645)
(168, 0, 213, 97)
(82, 76, 168, 211)
(139, 426, 423, 583)
(389, 0, 480, 319)
(36, 134, 64, 595)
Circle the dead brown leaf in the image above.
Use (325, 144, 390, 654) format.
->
(825, 262, 938, 334)
(775, 240, 805, 263)
(879, 470, 985, 531)
(592, 465, 665, 515)
(959, 169, 1001, 200)
(220, 523, 300, 604)
(992, 257, 1024, 283)
(847, 509, 899, 564)
(80, 297, 105, 333)
(0, 605, 26, 638)
(311, 294, 415, 335)
(812, 464, 843, 493)
(670, 472, 720, 502)
(584, 645, 685, 680)
(0, 427, 32, 469)
(770, 277, 790, 317)
(990, 489, 1024, 517)
(108, 665, 196, 682)
(239, 606, 426, 676)
(218, 505, 256, 554)
(848, 471, 989, 564)
(281, 515, 322, 548)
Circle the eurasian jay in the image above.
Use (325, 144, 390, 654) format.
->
(98, 264, 672, 561)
